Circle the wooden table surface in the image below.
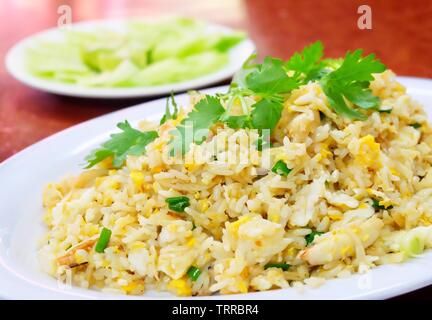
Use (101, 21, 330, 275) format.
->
(1, 0, 432, 299)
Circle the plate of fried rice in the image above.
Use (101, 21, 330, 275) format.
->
(1, 43, 432, 299)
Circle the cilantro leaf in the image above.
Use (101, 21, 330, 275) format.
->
(245, 56, 300, 95)
(160, 92, 179, 125)
(285, 41, 325, 83)
(330, 50, 386, 83)
(170, 95, 225, 155)
(85, 121, 158, 168)
(264, 263, 291, 271)
(321, 49, 386, 120)
(251, 98, 283, 132)
(321, 80, 368, 120)
(256, 130, 272, 151)
(231, 52, 259, 89)
(225, 115, 251, 129)
(305, 230, 324, 245)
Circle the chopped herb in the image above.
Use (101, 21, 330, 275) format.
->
(264, 263, 291, 271)
(372, 198, 393, 210)
(85, 121, 158, 168)
(319, 110, 326, 120)
(321, 49, 386, 120)
(186, 266, 201, 281)
(245, 56, 300, 96)
(305, 230, 324, 245)
(95, 227, 112, 253)
(271, 160, 292, 176)
(378, 107, 392, 114)
(231, 52, 259, 89)
(225, 115, 252, 129)
(285, 41, 325, 83)
(170, 95, 225, 155)
(256, 133, 272, 151)
(251, 98, 284, 133)
(192, 221, 196, 230)
(410, 123, 421, 129)
(165, 196, 190, 212)
(160, 92, 179, 125)
(88, 43, 390, 167)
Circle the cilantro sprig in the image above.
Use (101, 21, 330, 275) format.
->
(170, 95, 225, 155)
(160, 92, 179, 125)
(84, 42, 388, 168)
(285, 41, 326, 83)
(85, 121, 158, 168)
(321, 49, 386, 120)
(305, 230, 324, 245)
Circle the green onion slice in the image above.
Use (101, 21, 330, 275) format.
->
(95, 227, 112, 253)
(166, 196, 190, 212)
(372, 198, 393, 210)
(378, 107, 392, 114)
(305, 230, 324, 245)
(187, 266, 201, 281)
(264, 263, 291, 271)
(271, 160, 292, 176)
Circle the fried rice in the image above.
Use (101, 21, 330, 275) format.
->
(39, 70, 432, 296)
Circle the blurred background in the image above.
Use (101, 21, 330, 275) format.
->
(0, 0, 431, 160)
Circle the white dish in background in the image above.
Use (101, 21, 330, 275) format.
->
(4, 19, 255, 99)
(0, 78, 432, 300)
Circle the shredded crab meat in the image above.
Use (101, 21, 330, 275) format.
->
(57, 239, 96, 266)
(299, 217, 383, 265)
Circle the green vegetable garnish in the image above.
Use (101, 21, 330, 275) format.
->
(410, 123, 421, 129)
(85, 121, 158, 168)
(170, 95, 225, 155)
(26, 18, 245, 87)
(319, 111, 326, 120)
(160, 92, 179, 125)
(166, 196, 190, 212)
(256, 132, 272, 151)
(186, 266, 201, 281)
(264, 263, 291, 271)
(271, 160, 292, 176)
(305, 230, 324, 245)
(372, 198, 393, 210)
(378, 107, 392, 114)
(245, 56, 300, 95)
(250, 98, 283, 133)
(321, 49, 386, 120)
(224, 115, 251, 129)
(82, 42, 389, 168)
(95, 227, 112, 253)
(285, 41, 325, 84)
(400, 228, 427, 257)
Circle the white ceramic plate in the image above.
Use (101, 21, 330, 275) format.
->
(4, 19, 255, 98)
(1, 78, 432, 300)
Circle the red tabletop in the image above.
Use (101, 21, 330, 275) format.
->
(1, 0, 432, 299)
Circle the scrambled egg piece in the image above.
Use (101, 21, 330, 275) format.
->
(356, 135, 381, 168)
(229, 216, 252, 236)
(130, 170, 145, 191)
(168, 278, 192, 296)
